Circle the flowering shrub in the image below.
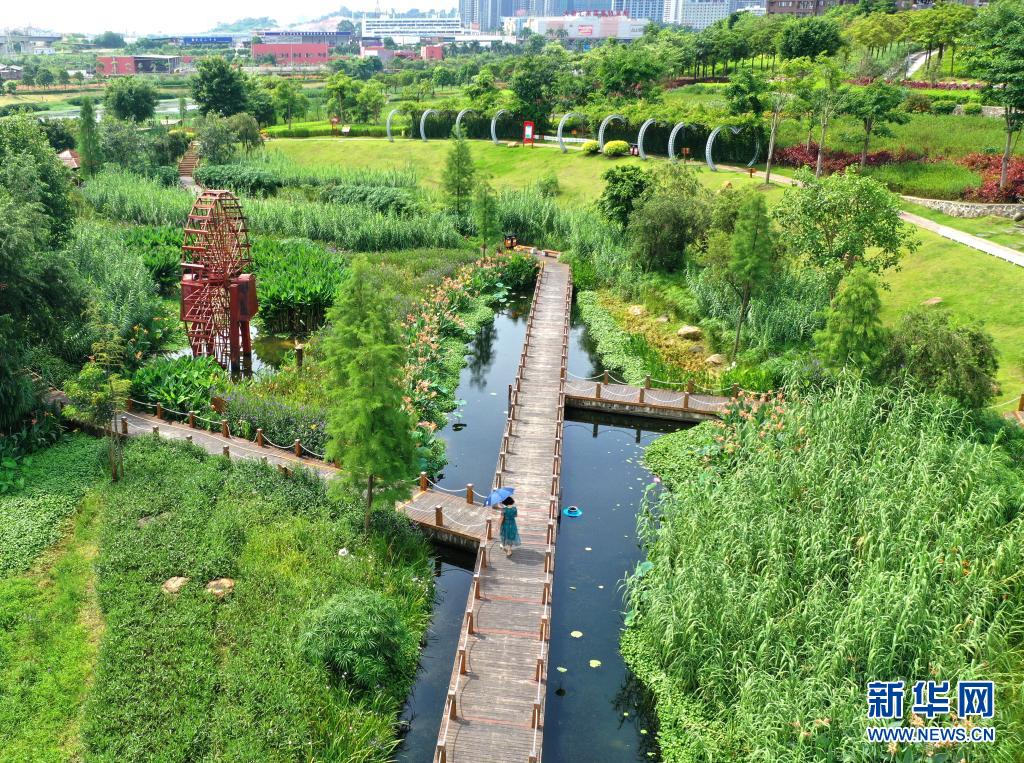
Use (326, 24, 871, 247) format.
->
(773, 144, 924, 176)
(401, 251, 537, 471)
(959, 153, 1024, 202)
(846, 77, 983, 91)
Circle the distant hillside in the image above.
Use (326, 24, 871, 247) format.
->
(207, 17, 277, 33)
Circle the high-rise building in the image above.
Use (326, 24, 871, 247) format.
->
(764, 0, 853, 16)
(613, 0, 664, 22)
(663, 0, 732, 29)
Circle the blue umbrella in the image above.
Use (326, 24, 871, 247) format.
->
(484, 487, 515, 507)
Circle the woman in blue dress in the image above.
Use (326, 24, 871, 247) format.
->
(498, 496, 521, 557)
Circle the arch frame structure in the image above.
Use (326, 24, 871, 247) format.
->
(386, 108, 401, 143)
(636, 118, 659, 160)
(667, 122, 688, 161)
(419, 108, 439, 142)
(556, 112, 585, 153)
(455, 108, 475, 137)
(704, 124, 761, 172)
(490, 109, 509, 145)
(597, 113, 625, 151)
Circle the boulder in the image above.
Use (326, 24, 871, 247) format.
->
(705, 354, 726, 367)
(677, 325, 702, 340)
(689, 344, 706, 355)
(162, 576, 189, 595)
(921, 297, 943, 306)
(627, 304, 646, 317)
(656, 314, 669, 323)
(205, 578, 235, 598)
(1014, 209, 1024, 222)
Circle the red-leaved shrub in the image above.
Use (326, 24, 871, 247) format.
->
(773, 143, 924, 175)
(959, 153, 1024, 202)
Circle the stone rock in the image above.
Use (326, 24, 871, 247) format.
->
(689, 344, 705, 355)
(656, 314, 669, 323)
(921, 297, 943, 306)
(1014, 210, 1024, 222)
(705, 354, 726, 367)
(677, 325, 703, 340)
(138, 512, 169, 528)
(205, 578, 235, 598)
(162, 576, 189, 595)
(627, 304, 646, 317)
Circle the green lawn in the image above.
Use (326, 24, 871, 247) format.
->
(903, 201, 1024, 252)
(879, 226, 1024, 403)
(266, 137, 774, 206)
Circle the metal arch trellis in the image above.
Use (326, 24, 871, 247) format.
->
(556, 112, 584, 153)
(704, 124, 761, 172)
(386, 108, 400, 142)
(667, 121, 688, 161)
(490, 109, 508, 145)
(455, 108, 475, 136)
(637, 118, 658, 160)
(419, 108, 439, 142)
(597, 113, 625, 151)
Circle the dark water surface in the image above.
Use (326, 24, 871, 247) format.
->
(396, 294, 683, 762)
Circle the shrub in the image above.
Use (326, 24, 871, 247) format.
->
(318, 184, 418, 215)
(904, 92, 932, 113)
(193, 163, 282, 196)
(120, 224, 183, 293)
(223, 391, 329, 455)
(581, 140, 600, 155)
(131, 356, 227, 416)
(962, 102, 983, 115)
(299, 588, 419, 702)
(603, 140, 630, 157)
(251, 237, 345, 334)
(960, 152, 1024, 202)
(930, 99, 958, 115)
(535, 172, 560, 197)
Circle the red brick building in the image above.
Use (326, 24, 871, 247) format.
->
(421, 45, 443, 61)
(251, 43, 329, 65)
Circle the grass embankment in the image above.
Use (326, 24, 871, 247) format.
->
(1, 435, 434, 760)
(0, 436, 106, 760)
(265, 138, 772, 206)
(626, 381, 1024, 761)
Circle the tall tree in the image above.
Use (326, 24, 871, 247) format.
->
(272, 79, 308, 128)
(844, 80, 909, 167)
(964, 0, 1024, 190)
(726, 193, 778, 358)
(76, 96, 99, 174)
(803, 58, 849, 177)
(725, 68, 768, 117)
(627, 164, 713, 271)
(776, 169, 917, 293)
(190, 57, 248, 117)
(324, 258, 417, 531)
(104, 77, 158, 122)
(598, 165, 651, 228)
(472, 182, 500, 252)
(779, 17, 843, 60)
(813, 266, 886, 370)
(443, 128, 476, 219)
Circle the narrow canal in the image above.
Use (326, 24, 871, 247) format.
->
(396, 291, 684, 762)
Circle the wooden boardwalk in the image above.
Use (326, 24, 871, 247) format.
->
(427, 258, 571, 763)
(564, 378, 729, 421)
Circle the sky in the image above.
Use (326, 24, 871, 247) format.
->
(5, 0, 453, 36)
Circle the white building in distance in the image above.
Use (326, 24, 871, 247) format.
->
(663, 0, 764, 29)
(507, 12, 649, 40)
(361, 17, 465, 41)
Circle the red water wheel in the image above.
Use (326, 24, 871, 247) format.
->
(180, 190, 258, 374)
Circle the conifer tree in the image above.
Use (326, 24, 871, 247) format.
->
(814, 266, 887, 370)
(324, 257, 417, 531)
(77, 97, 101, 177)
(443, 127, 475, 219)
(727, 192, 778, 359)
(472, 181, 499, 251)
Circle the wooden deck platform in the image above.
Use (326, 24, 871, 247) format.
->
(432, 258, 572, 763)
(564, 379, 730, 422)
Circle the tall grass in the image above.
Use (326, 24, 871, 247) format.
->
(236, 151, 419, 188)
(863, 161, 982, 200)
(626, 380, 1024, 761)
(82, 172, 462, 251)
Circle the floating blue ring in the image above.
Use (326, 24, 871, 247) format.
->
(562, 505, 583, 518)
